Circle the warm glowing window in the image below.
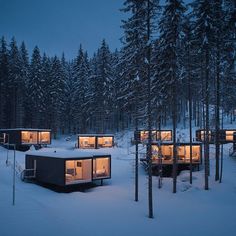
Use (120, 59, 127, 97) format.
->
(151, 145, 173, 162)
(65, 159, 92, 185)
(39, 132, 50, 144)
(160, 131, 172, 141)
(178, 145, 200, 162)
(97, 137, 113, 148)
(177, 146, 185, 158)
(141, 131, 156, 142)
(79, 137, 96, 148)
(151, 145, 159, 160)
(225, 131, 235, 141)
(93, 157, 110, 179)
(151, 144, 200, 163)
(21, 131, 38, 144)
(200, 130, 211, 141)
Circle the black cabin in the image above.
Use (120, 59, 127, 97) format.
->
(25, 151, 111, 189)
(195, 129, 236, 144)
(0, 128, 51, 150)
(77, 134, 114, 149)
(134, 130, 172, 143)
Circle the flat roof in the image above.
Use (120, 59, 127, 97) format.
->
(77, 134, 114, 137)
(196, 129, 236, 131)
(0, 128, 51, 131)
(138, 130, 172, 132)
(26, 150, 110, 159)
(151, 142, 202, 145)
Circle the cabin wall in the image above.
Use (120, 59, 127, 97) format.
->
(26, 155, 64, 186)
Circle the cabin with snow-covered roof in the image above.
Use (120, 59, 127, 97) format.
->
(0, 128, 51, 150)
(134, 130, 172, 143)
(77, 134, 114, 149)
(25, 150, 111, 188)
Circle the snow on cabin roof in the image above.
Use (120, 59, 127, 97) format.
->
(138, 129, 172, 131)
(26, 150, 110, 159)
(77, 134, 114, 137)
(0, 128, 51, 131)
(152, 141, 202, 146)
(151, 141, 202, 145)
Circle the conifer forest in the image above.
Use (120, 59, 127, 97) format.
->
(0, 0, 235, 138)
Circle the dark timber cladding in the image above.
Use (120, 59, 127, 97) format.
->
(25, 151, 111, 188)
(77, 134, 114, 149)
(134, 130, 172, 143)
(196, 129, 236, 143)
(0, 128, 51, 146)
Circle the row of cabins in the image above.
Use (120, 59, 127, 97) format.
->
(135, 129, 236, 175)
(0, 129, 114, 150)
(136, 129, 236, 144)
(0, 129, 113, 190)
(1, 128, 235, 188)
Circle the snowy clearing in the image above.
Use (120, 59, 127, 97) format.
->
(0, 133, 236, 236)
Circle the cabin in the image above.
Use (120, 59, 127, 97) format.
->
(25, 151, 111, 189)
(150, 142, 202, 165)
(195, 129, 214, 143)
(222, 129, 236, 142)
(77, 134, 114, 149)
(134, 130, 172, 143)
(196, 129, 236, 144)
(0, 128, 51, 150)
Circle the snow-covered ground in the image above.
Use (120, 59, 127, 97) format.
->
(0, 132, 236, 236)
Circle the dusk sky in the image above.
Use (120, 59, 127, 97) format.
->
(0, 0, 124, 59)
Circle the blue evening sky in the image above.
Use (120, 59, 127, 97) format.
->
(0, 0, 191, 59)
(0, 0, 124, 59)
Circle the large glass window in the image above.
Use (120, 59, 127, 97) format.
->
(152, 144, 201, 164)
(21, 131, 38, 144)
(160, 131, 172, 141)
(177, 145, 201, 163)
(79, 137, 96, 148)
(200, 130, 211, 141)
(140, 131, 156, 142)
(97, 137, 113, 148)
(39, 131, 50, 144)
(225, 131, 235, 141)
(65, 159, 92, 185)
(93, 157, 110, 179)
(151, 145, 173, 163)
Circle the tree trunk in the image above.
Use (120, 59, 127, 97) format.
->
(204, 47, 210, 190)
(146, 0, 153, 218)
(215, 41, 220, 181)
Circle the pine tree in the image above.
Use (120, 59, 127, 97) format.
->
(158, 0, 185, 193)
(28, 46, 43, 127)
(40, 53, 52, 128)
(89, 40, 112, 133)
(0, 37, 9, 128)
(73, 45, 90, 133)
(63, 60, 75, 134)
(8, 37, 22, 127)
(48, 56, 66, 138)
(19, 41, 29, 127)
(193, 0, 215, 190)
(60, 53, 71, 134)
(120, 0, 148, 124)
